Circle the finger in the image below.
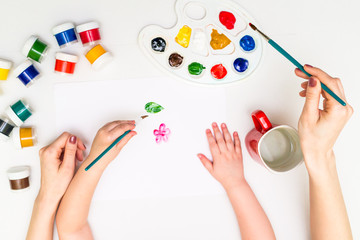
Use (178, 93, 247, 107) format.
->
(103, 120, 136, 132)
(233, 131, 242, 154)
(304, 64, 332, 80)
(302, 77, 322, 122)
(295, 68, 310, 79)
(115, 131, 137, 150)
(76, 148, 84, 161)
(61, 135, 78, 171)
(212, 122, 227, 152)
(299, 90, 306, 97)
(206, 129, 220, 157)
(77, 138, 86, 151)
(46, 132, 72, 157)
(197, 154, 213, 174)
(301, 81, 308, 89)
(110, 123, 136, 138)
(221, 123, 234, 151)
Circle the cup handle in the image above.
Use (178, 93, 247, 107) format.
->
(251, 110, 272, 134)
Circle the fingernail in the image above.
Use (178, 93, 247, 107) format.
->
(212, 122, 217, 127)
(70, 136, 77, 144)
(197, 154, 202, 158)
(221, 123, 226, 128)
(305, 64, 313, 68)
(308, 77, 317, 87)
(206, 129, 211, 133)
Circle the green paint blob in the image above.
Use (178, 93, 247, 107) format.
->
(11, 100, 32, 122)
(145, 102, 164, 114)
(28, 39, 48, 62)
(188, 62, 205, 75)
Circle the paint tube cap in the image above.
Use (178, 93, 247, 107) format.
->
(5, 106, 23, 127)
(11, 127, 21, 149)
(0, 59, 12, 69)
(7, 166, 30, 180)
(12, 60, 33, 77)
(55, 52, 79, 63)
(52, 22, 76, 35)
(76, 21, 100, 33)
(22, 36, 38, 57)
(92, 52, 113, 70)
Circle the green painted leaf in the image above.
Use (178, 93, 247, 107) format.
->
(145, 102, 164, 114)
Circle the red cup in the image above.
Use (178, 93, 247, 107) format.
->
(245, 110, 303, 173)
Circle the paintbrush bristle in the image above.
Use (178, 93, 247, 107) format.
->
(249, 23, 257, 31)
(141, 115, 149, 119)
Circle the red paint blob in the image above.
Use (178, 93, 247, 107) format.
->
(219, 11, 236, 30)
(211, 64, 227, 79)
(55, 60, 76, 74)
(79, 29, 101, 45)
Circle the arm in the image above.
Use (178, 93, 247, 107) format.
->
(56, 120, 136, 240)
(295, 65, 353, 239)
(27, 133, 85, 240)
(198, 123, 275, 240)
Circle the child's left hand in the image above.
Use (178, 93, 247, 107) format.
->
(198, 123, 245, 191)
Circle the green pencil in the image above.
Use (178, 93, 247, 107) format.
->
(249, 23, 346, 106)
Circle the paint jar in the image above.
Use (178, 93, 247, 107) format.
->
(0, 117, 15, 141)
(85, 44, 113, 70)
(22, 36, 49, 63)
(13, 60, 40, 87)
(0, 59, 12, 80)
(11, 127, 37, 148)
(52, 22, 78, 48)
(7, 166, 30, 192)
(5, 100, 32, 127)
(76, 22, 101, 46)
(55, 52, 79, 75)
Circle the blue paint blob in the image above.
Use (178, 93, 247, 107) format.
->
(54, 29, 77, 47)
(233, 58, 249, 73)
(17, 65, 39, 86)
(240, 35, 255, 51)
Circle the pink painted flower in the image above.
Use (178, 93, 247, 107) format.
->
(154, 123, 171, 143)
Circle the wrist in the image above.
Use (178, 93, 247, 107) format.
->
(304, 152, 337, 179)
(35, 190, 60, 212)
(223, 178, 248, 193)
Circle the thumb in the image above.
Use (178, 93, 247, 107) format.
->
(61, 135, 78, 171)
(197, 154, 213, 174)
(303, 77, 321, 121)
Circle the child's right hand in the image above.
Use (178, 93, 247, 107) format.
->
(197, 123, 245, 191)
(87, 120, 137, 165)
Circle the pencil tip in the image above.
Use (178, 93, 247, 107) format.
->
(249, 23, 257, 31)
(141, 115, 149, 119)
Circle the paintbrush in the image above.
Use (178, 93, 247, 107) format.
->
(85, 115, 149, 171)
(249, 23, 346, 106)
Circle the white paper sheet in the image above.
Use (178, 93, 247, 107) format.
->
(54, 78, 227, 200)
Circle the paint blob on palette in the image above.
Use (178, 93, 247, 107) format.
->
(138, 0, 263, 85)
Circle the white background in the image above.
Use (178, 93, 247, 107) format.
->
(0, 0, 359, 239)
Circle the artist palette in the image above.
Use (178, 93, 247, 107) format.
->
(139, 0, 263, 85)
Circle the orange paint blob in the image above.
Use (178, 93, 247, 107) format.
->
(210, 29, 231, 50)
(20, 128, 34, 148)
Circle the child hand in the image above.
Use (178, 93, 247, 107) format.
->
(198, 123, 245, 191)
(87, 120, 137, 164)
(295, 65, 353, 169)
(38, 132, 86, 202)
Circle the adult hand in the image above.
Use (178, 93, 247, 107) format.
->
(295, 65, 353, 170)
(38, 132, 86, 202)
(197, 122, 245, 191)
(87, 120, 136, 165)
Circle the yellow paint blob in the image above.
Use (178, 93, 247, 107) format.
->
(85, 44, 107, 64)
(210, 29, 231, 50)
(0, 68, 10, 80)
(20, 128, 35, 148)
(175, 25, 192, 48)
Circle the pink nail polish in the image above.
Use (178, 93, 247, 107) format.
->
(70, 136, 77, 144)
(305, 64, 313, 68)
(309, 77, 316, 87)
